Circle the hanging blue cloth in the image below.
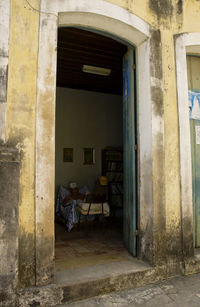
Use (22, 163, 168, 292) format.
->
(188, 90, 200, 119)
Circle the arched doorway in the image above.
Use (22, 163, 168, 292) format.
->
(35, 0, 153, 286)
(175, 33, 200, 259)
(55, 25, 136, 272)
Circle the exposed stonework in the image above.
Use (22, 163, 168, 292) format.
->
(0, 146, 20, 307)
(18, 284, 63, 307)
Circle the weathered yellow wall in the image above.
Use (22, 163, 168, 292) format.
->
(5, 0, 200, 286)
(106, 0, 200, 261)
(6, 0, 40, 287)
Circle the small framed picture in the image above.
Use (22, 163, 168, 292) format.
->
(83, 148, 95, 165)
(63, 148, 73, 162)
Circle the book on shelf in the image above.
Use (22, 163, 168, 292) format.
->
(106, 172, 123, 182)
(110, 182, 123, 194)
(105, 151, 122, 161)
(106, 161, 123, 171)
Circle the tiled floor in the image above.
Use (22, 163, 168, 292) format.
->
(55, 220, 133, 271)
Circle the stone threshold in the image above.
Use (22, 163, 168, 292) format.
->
(55, 259, 152, 303)
(18, 259, 153, 306)
(18, 258, 195, 306)
(54, 257, 187, 304)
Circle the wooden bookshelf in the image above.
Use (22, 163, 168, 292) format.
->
(102, 147, 123, 209)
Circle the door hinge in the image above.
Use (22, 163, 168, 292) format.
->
(134, 144, 137, 150)
(132, 64, 136, 70)
(134, 230, 139, 237)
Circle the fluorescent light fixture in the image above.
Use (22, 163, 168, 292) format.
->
(82, 65, 111, 76)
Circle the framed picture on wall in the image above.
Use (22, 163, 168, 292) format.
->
(63, 148, 73, 162)
(83, 148, 95, 165)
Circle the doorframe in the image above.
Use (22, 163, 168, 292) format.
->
(35, 0, 155, 286)
(175, 32, 200, 259)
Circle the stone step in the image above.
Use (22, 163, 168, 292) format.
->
(55, 259, 153, 303)
(18, 259, 183, 306)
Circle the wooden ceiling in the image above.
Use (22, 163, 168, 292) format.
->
(56, 27, 127, 95)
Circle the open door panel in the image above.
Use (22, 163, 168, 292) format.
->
(123, 47, 137, 256)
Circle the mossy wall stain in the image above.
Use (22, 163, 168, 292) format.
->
(182, 216, 194, 258)
(0, 66, 8, 103)
(149, 0, 173, 19)
(152, 131, 166, 265)
(36, 235, 55, 286)
(0, 147, 20, 306)
(149, 30, 165, 264)
(19, 230, 36, 288)
(177, 0, 183, 14)
(150, 30, 163, 80)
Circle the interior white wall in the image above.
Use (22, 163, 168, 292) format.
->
(55, 87, 123, 191)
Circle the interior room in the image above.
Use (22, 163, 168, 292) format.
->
(55, 27, 133, 271)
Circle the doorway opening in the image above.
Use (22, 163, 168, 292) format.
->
(54, 27, 137, 272)
(187, 55, 200, 248)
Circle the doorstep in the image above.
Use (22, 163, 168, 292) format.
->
(18, 258, 185, 306)
(54, 258, 153, 303)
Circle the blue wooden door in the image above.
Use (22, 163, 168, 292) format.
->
(187, 55, 200, 247)
(123, 47, 137, 256)
(190, 119, 200, 247)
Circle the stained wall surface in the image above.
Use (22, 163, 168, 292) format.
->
(3, 0, 200, 289)
(6, 0, 40, 287)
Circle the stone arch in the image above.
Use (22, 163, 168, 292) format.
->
(35, 0, 155, 285)
(175, 32, 200, 260)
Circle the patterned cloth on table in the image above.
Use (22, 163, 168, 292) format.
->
(56, 185, 89, 231)
(60, 200, 78, 232)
